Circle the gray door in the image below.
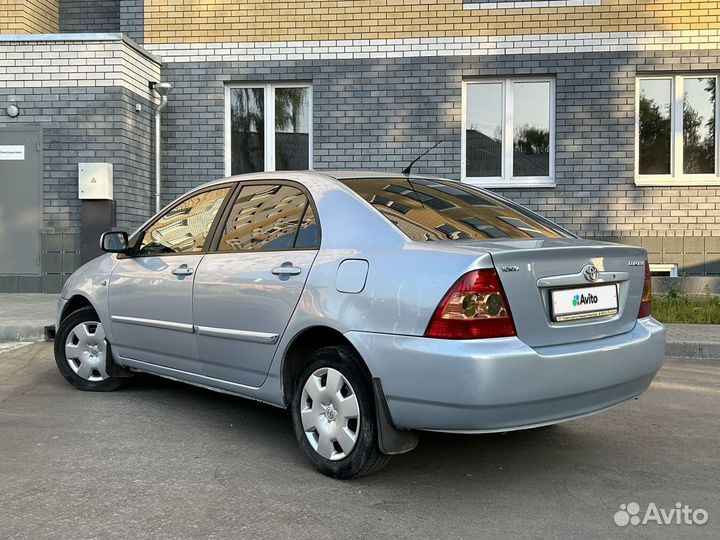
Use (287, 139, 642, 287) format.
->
(0, 129, 41, 275)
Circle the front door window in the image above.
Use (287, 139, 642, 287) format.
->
(137, 187, 231, 256)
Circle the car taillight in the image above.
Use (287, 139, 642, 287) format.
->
(638, 260, 652, 318)
(425, 269, 516, 339)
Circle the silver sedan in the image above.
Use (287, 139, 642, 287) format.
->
(54, 171, 666, 478)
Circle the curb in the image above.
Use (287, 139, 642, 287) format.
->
(0, 324, 53, 343)
(665, 341, 720, 361)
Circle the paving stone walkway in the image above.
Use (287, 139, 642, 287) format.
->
(0, 294, 56, 341)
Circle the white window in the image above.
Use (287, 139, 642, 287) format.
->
(225, 83, 312, 176)
(462, 78, 555, 188)
(636, 75, 719, 185)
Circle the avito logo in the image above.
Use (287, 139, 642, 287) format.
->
(573, 293, 598, 307)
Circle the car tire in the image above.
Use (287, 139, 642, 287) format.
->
(54, 306, 125, 392)
(290, 345, 391, 479)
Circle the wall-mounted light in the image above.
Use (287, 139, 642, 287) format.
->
(6, 104, 19, 118)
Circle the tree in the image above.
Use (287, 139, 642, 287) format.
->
(513, 125, 550, 176)
(638, 94, 671, 174)
(683, 79, 715, 174)
(275, 87, 306, 132)
(514, 125, 550, 156)
(231, 89, 264, 174)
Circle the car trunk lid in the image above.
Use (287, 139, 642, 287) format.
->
(457, 238, 647, 348)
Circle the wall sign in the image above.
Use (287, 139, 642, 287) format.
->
(0, 145, 25, 161)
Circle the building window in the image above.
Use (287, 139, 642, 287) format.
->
(225, 83, 312, 176)
(462, 78, 555, 188)
(636, 75, 718, 185)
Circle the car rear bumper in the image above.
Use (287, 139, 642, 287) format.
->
(345, 317, 665, 432)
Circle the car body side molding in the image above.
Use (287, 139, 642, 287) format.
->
(110, 315, 280, 344)
(194, 325, 279, 344)
(110, 315, 194, 333)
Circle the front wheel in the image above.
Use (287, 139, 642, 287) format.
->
(54, 306, 125, 392)
(290, 345, 391, 479)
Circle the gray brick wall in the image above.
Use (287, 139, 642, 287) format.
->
(116, 88, 155, 229)
(159, 48, 720, 274)
(120, 0, 143, 44)
(59, 0, 120, 33)
(0, 86, 155, 292)
(2, 38, 719, 287)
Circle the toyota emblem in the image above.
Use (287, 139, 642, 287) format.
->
(583, 264, 599, 282)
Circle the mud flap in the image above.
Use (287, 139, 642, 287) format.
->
(373, 378, 419, 455)
(105, 343, 134, 378)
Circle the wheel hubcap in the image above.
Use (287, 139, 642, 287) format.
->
(65, 321, 109, 382)
(300, 367, 360, 461)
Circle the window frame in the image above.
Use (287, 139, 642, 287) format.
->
(224, 82, 313, 177)
(125, 183, 237, 259)
(635, 74, 720, 186)
(207, 179, 322, 253)
(461, 77, 556, 189)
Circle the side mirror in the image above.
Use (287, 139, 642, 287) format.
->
(100, 231, 129, 254)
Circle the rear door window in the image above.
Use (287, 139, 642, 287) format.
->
(218, 184, 320, 251)
(342, 178, 569, 241)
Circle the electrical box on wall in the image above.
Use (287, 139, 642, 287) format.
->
(78, 163, 113, 200)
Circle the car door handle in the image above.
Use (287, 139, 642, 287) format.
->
(171, 265, 194, 276)
(271, 265, 302, 276)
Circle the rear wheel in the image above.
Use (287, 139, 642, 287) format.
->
(54, 307, 124, 392)
(290, 345, 390, 479)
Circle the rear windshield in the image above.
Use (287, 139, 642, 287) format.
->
(342, 178, 570, 241)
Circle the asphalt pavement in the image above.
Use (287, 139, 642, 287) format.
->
(0, 343, 718, 540)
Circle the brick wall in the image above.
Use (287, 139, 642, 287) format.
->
(59, 0, 120, 33)
(120, 0, 144, 43)
(157, 47, 720, 275)
(0, 0, 59, 34)
(143, 0, 720, 44)
(0, 37, 160, 292)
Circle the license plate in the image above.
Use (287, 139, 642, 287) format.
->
(551, 284, 618, 322)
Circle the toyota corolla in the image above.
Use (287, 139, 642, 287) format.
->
(54, 171, 666, 478)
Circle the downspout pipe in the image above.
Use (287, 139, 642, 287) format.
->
(150, 82, 173, 213)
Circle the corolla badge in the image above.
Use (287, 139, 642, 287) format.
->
(583, 264, 599, 282)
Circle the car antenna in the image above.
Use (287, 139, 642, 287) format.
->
(402, 140, 443, 175)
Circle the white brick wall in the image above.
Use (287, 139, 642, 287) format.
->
(0, 38, 160, 98)
(145, 30, 720, 63)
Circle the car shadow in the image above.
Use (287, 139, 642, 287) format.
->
(124, 371, 612, 485)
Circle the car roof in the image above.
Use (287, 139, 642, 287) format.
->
(195, 169, 454, 191)
(316, 170, 415, 180)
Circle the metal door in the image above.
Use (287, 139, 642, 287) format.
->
(0, 129, 41, 275)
